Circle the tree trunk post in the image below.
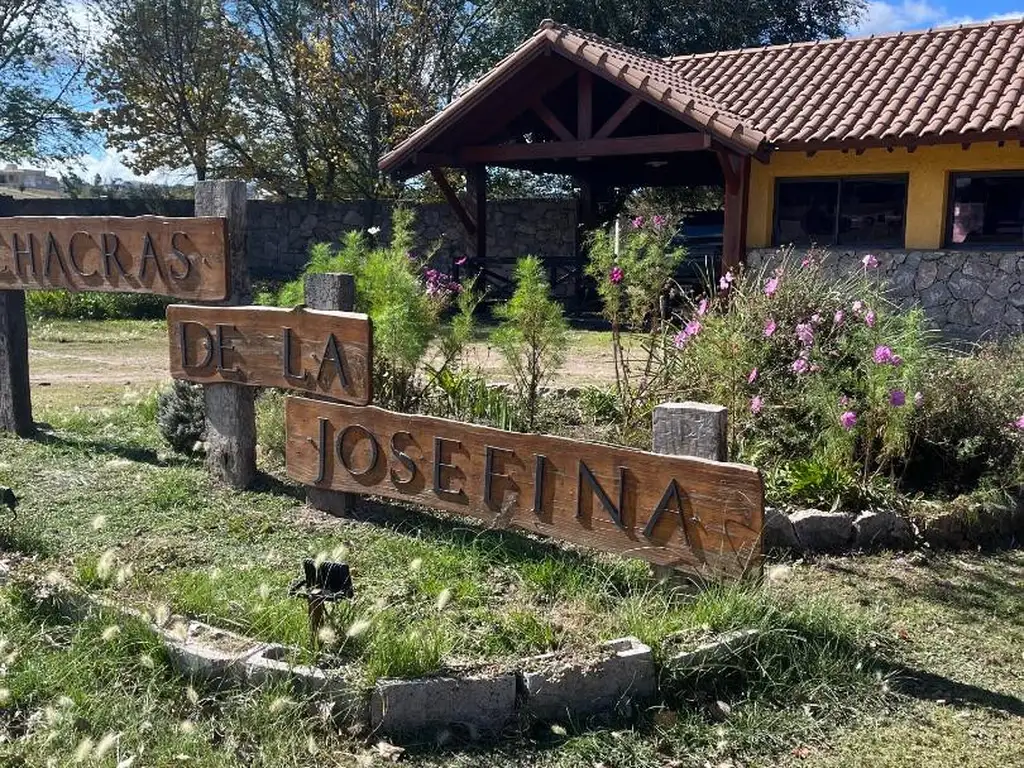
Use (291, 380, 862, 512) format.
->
(0, 290, 33, 436)
(195, 180, 256, 489)
(303, 272, 357, 516)
(650, 401, 729, 581)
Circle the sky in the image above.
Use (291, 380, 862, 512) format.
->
(36, 0, 1024, 186)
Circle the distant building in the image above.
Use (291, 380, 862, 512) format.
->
(0, 164, 60, 192)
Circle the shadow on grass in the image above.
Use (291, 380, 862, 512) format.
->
(883, 661, 1024, 717)
(28, 426, 192, 469)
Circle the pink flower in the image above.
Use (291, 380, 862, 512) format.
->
(652, 214, 667, 230)
(751, 395, 764, 414)
(840, 411, 858, 430)
(873, 345, 895, 364)
(811, 313, 822, 326)
(795, 323, 814, 346)
(718, 270, 735, 291)
(764, 318, 777, 337)
(852, 300, 864, 314)
(684, 319, 702, 337)
(1014, 414, 1024, 430)
(609, 266, 624, 284)
(914, 391, 924, 408)
(834, 309, 845, 326)
(791, 358, 809, 374)
(839, 395, 851, 407)
(801, 257, 812, 268)
(865, 310, 876, 328)
(455, 255, 468, 265)
(890, 389, 906, 407)
(862, 254, 879, 269)
(697, 298, 709, 316)
(764, 277, 780, 297)
(631, 216, 645, 229)
(748, 367, 758, 384)
(673, 331, 689, 349)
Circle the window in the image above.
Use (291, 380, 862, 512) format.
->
(774, 176, 907, 247)
(947, 172, 1024, 247)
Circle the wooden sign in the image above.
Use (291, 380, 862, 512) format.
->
(286, 398, 764, 577)
(168, 305, 372, 403)
(0, 216, 229, 300)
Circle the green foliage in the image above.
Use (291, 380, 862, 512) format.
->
(255, 389, 287, 465)
(426, 368, 522, 430)
(156, 380, 206, 454)
(491, 255, 569, 429)
(25, 290, 170, 320)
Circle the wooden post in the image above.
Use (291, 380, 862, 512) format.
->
(195, 180, 256, 489)
(303, 272, 357, 516)
(467, 165, 487, 269)
(718, 151, 750, 273)
(0, 290, 33, 436)
(651, 401, 729, 581)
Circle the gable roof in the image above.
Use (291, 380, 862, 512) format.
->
(669, 18, 1024, 150)
(379, 20, 765, 175)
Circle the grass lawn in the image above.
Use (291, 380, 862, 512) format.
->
(0, 320, 1020, 765)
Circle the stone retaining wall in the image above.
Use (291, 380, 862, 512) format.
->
(747, 247, 1024, 340)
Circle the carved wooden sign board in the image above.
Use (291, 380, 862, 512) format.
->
(0, 216, 229, 300)
(168, 305, 372, 404)
(285, 397, 764, 577)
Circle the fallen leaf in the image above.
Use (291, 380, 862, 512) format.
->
(376, 740, 405, 762)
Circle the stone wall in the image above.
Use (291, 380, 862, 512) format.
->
(747, 247, 1024, 340)
(0, 195, 578, 285)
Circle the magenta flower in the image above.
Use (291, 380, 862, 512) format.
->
(609, 266, 624, 284)
(801, 256, 812, 268)
(764, 318, 777, 337)
(914, 391, 924, 408)
(748, 367, 758, 384)
(685, 319, 702, 337)
(1013, 414, 1024, 430)
(697, 298, 709, 316)
(865, 310, 877, 328)
(852, 300, 864, 314)
(840, 411, 858, 430)
(890, 389, 906, 407)
(834, 309, 845, 326)
(673, 330, 688, 349)
(751, 395, 764, 414)
(631, 216, 645, 229)
(455, 255, 468, 266)
(862, 254, 879, 269)
(652, 214, 667, 230)
(791, 358, 809, 374)
(795, 323, 814, 346)
(718, 270, 735, 291)
(873, 345, 895, 364)
(811, 313, 822, 326)
(764, 277, 779, 297)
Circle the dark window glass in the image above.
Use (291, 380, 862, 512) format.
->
(948, 173, 1024, 247)
(775, 180, 837, 245)
(774, 176, 907, 247)
(838, 178, 906, 246)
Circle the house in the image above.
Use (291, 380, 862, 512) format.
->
(380, 18, 1024, 338)
(0, 165, 60, 193)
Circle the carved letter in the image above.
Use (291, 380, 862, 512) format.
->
(101, 233, 129, 278)
(43, 233, 69, 279)
(335, 424, 379, 477)
(178, 321, 214, 369)
(643, 479, 688, 541)
(169, 232, 193, 280)
(532, 454, 547, 516)
(214, 324, 237, 373)
(576, 461, 627, 531)
(389, 431, 417, 487)
(139, 233, 166, 282)
(313, 417, 329, 484)
(316, 333, 349, 388)
(68, 231, 98, 277)
(12, 234, 35, 277)
(282, 327, 306, 384)
(433, 436, 465, 500)
(484, 445, 516, 509)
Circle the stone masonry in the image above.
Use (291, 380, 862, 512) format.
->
(748, 247, 1024, 340)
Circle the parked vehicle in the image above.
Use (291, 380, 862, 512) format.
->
(669, 210, 723, 291)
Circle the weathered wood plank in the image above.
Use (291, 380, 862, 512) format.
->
(167, 305, 372, 404)
(285, 399, 764, 578)
(0, 290, 33, 436)
(0, 216, 229, 300)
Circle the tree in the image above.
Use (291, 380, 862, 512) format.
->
(90, 0, 242, 181)
(0, 0, 87, 162)
(488, 0, 864, 58)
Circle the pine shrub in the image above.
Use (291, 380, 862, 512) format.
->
(157, 380, 206, 454)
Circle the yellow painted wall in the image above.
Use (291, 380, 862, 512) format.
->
(747, 142, 1024, 250)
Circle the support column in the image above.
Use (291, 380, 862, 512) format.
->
(718, 151, 750, 273)
(0, 290, 33, 436)
(467, 165, 487, 269)
(303, 272, 357, 517)
(195, 180, 256, 489)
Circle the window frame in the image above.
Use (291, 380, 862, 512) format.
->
(945, 170, 1024, 250)
(772, 174, 909, 248)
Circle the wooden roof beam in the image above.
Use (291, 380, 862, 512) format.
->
(457, 132, 711, 164)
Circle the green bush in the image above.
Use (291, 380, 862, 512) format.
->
(26, 290, 170, 320)
(156, 380, 206, 454)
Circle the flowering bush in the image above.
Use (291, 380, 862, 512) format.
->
(669, 247, 932, 508)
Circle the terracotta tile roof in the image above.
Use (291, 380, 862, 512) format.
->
(669, 18, 1024, 149)
(379, 20, 765, 174)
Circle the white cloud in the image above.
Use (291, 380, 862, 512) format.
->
(36, 147, 194, 186)
(850, 2, 1022, 35)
